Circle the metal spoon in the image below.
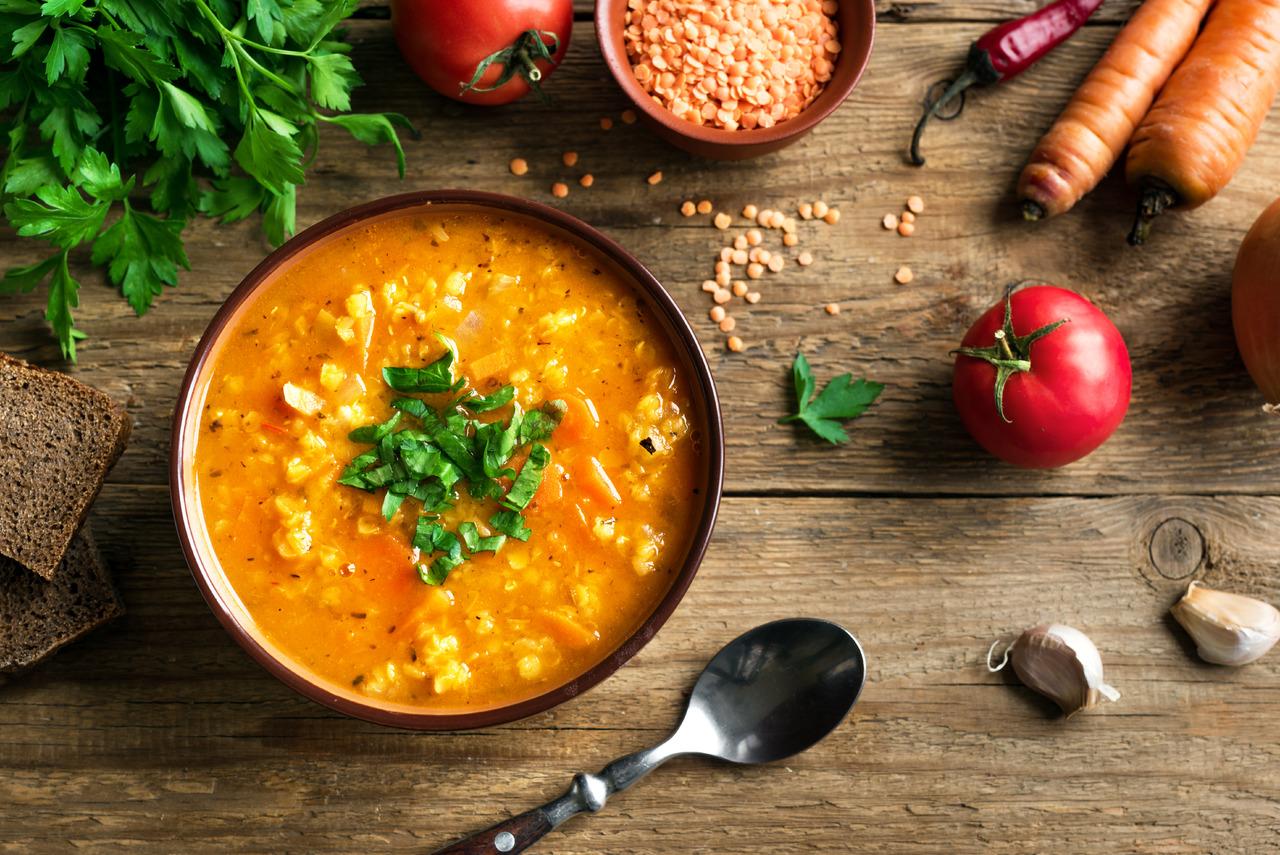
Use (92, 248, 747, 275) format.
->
(433, 617, 866, 854)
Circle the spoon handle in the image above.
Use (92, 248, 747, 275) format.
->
(431, 743, 678, 854)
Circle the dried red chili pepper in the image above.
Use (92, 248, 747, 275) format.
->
(910, 0, 1105, 166)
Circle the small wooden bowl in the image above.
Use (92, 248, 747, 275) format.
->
(171, 191, 724, 730)
(595, 0, 876, 160)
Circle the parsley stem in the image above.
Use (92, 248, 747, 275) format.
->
(191, 0, 311, 58)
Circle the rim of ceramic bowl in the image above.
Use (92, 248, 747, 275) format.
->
(169, 190, 725, 730)
(594, 0, 876, 150)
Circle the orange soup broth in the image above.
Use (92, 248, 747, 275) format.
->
(192, 208, 704, 712)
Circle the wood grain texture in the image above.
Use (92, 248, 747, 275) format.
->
(2, 7, 1279, 854)
(3, 492, 1280, 853)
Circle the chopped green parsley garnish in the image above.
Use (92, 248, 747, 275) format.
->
(779, 351, 884, 444)
(339, 350, 564, 584)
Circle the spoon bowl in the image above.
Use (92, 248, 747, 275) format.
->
(435, 618, 866, 854)
(681, 618, 867, 765)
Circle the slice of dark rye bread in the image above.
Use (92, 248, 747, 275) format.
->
(1, 529, 123, 675)
(0, 353, 131, 579)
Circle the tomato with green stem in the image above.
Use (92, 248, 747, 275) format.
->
(391, 0, 572, 105)
(952, 286, 1131, 468)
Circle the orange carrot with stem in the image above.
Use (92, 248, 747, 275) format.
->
(1126, 0, 1280, 244)
(1018, 0, 1214, 220)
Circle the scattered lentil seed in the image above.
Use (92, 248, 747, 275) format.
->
(647, 171, 663, 185)
(746, 229, 763, 246)
(748, 247, 762, 263)
(823, 208, 841, 225)
(579, 174, 594, 188)
(733, 235, 748, 251)
(714, 288, 733, 304)
(745, 291, 762, 304)
(898, 221, 915, 237)
(901, 210, 916, 224)
(782, 232, 798, 247)
(812, 200, 829, 219)
(895, 265, 914, 284)
(757, 249, 772, 264)
(710, 305, 727, 322)
(747, 262, 764, 279)
(701, 280, 719, 293)
(551, 182, 569, 198)
(715, 260, 730, 275)
(825, 303, 840, 315)
(767, 255, 785, 273)
(621, 109, 638, 124)
(882, 213, 898, 230)
(798, 202, 814, 220)
(781, 218, 797, 234)
(732, 280, 748, 297)
(681, 200, 697, 217)
(563, 151, 579, 167)
(715, 269, 731, 286)
(697, 199, 713, 214)
(714, 212, 732, 229)
(720, 247, 734, 262)
(509, 158, 529, 176)
(732, 248, 748, 265)
(742, 204, 759, 220)
(719, 316, 737, 332)
(727, 335, 745, 353)
(601, 117, 613, 130)
(798, 251, 814, 266)
(757, 209, 773, 227)
(768, 211, 786, 229)
(907, 195, 925, 214)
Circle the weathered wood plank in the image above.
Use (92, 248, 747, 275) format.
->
(1, 492, 1277, 852)
(2, 21, 1276, 496)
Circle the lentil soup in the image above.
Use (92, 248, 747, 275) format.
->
(183, 202, 709, 715)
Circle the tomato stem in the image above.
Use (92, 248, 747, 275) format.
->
(459, 29, 560, 104)
(954, 294, 1067, 423)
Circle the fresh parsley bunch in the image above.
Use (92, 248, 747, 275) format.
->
(0, 0, 411, 360)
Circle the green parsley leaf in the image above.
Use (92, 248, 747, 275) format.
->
(10, 19, 48, 58)
(4, 183, 107, 248)
(234, 109, 305, 195)
(503, 443, 550, 511)
(44, 24, 91, 83)
(322, 112, 412, 179)
(779, 351, 884, 445)
(348, 411, 402, 444)
(520, 399, 566, 442)
(74, 147, 131, 201)
(4, 154, 61, 195)
(383, 351, 464, 394)
(458, 521, 505, 554)
(90, 204, 189, 315)
(40, 0, 87, 17)
(198, 176, 266, 224)
(461, 385, 515, 413)
(307, 50, 358, 111)
(35, 87, 100, 172)
(46, 248, 83, 360)
(381, 490, 405, 522)
(489, 509, 532, 542)
(0, 252, 58, 295)
(95, 26, 175, 82)
(262, 184, 295, 247)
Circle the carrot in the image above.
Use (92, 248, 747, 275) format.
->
(577, 456, 622, 507)
(1018, 0, 1214, 220)
(1125, 0, 1280, 244)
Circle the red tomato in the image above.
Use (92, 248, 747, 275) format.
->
(952, 286, 1131, 469)
(390, 0, 572, 106)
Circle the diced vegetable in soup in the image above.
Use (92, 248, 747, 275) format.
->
(193, 210, 703, 710)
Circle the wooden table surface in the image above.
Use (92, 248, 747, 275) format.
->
(4, 2, 1280, 852)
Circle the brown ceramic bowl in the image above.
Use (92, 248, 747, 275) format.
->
(170, 190, 724, 730)
(596, 0, 876, 160)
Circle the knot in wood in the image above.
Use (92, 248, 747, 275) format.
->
(1149, 517, 1205, 580)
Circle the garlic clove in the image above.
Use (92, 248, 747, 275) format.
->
(1171, 581, 1280, 666)
(1001, 624, 1120, 716)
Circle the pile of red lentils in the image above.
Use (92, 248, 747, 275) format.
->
(683, 198, 841, 351)
(624, 0, 841, 131)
